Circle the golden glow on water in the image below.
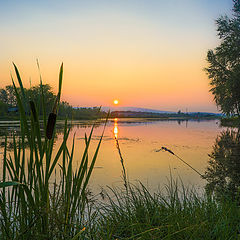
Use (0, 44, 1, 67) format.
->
(86, 119, 222, 193)
(0, 119, 223, 194)
(113, 118, 118, 139)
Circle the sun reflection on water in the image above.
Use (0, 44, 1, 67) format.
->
(113, 118, 118, 139)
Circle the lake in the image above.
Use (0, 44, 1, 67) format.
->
(0, 118, 225, 194)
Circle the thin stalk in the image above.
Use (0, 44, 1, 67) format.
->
(158, 147, 205, 179)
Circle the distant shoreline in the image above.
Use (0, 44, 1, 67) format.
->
(109, 110, 220, 120)
(0, 110, 221, 121)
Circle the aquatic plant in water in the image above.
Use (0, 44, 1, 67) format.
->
(0, 63, 107, 239)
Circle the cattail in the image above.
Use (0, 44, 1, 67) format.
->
(29, 101, 37, 122)
(46, 93, 59, 139)
(46, 113, 57, 139)
(161, 146, 174, 155)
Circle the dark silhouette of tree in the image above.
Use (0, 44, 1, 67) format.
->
(0, 89, 8, 105)
(0, 85, 18, 106)
(0, 101, 8, 117)
(0, 84, 106, 119)
(204, 129, 240, 200)
(58, 101, 72, 118)
(206, 0, 240, 116)
(27, 84, 56, 115)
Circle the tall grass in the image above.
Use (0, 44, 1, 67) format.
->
(0, 63, 107, 239)
(93, 179, 240, 239)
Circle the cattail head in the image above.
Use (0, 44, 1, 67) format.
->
(46, 94, 59, 139)
(46, 113, 57, 139)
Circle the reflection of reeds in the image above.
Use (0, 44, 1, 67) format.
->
(114, 136, 128, 191)
(113, 118, 128, 191)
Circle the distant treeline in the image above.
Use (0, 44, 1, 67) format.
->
(110, 110, 219, 119)
(0, 84, 106, 120)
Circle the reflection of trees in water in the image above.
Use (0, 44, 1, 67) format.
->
(204, 129, 240, 200)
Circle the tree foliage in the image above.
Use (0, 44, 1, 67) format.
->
(206, 0, 240, 116)
(0, 84, 105, 120)
(28, 84, 56, 115)
(0, 101, 8, 117)
(0, 85, 17, 106)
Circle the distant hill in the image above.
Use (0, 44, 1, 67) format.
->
(102, 106, 221, 116)
(101, 106, 174, 114)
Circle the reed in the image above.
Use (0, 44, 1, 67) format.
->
(0, 63, 107, 239)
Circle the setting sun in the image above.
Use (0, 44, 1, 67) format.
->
(113, 99, 119, 105)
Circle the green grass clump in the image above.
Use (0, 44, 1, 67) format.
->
(0, 63, 107, 239)
(93, 180, 240, 239)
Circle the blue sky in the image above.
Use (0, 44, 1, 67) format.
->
(0, 0, 233, 112)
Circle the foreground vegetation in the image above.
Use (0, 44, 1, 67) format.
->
(90, 182, 240, 240)
(0, 64, 108, 239)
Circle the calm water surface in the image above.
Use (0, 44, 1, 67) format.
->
(0, 118, 223, 193)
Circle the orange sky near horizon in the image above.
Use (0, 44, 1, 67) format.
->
(0, 52, 215, 112)
(0, 0, 233, 113)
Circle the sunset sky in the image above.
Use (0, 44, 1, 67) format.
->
(0, 0, 233, 112)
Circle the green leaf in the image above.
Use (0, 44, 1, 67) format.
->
(0, 181, 22, 188)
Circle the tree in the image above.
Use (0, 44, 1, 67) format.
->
(0, 85, 18, 106)
(0, 100, 8, 117)
(206, 0, 240, 116)
(0, 89, 8, 105)
(0, 82, 106, 119)
(28, 84, 56, 115)
(58, 101, 72, 118)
